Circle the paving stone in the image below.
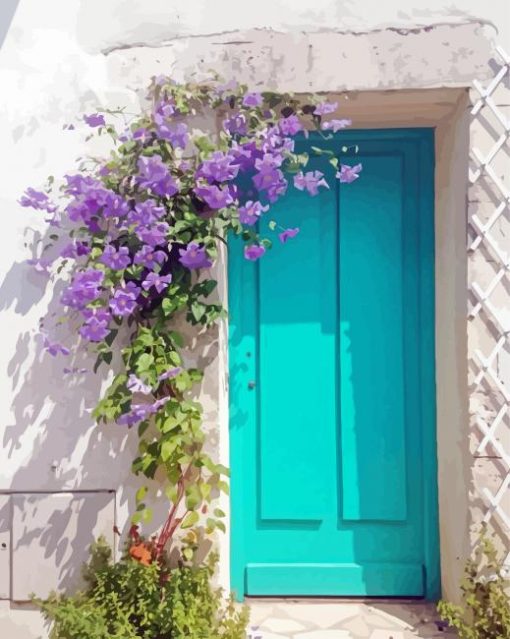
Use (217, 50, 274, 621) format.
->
(340, 616, 372, 637)
(369, 631, 405, 639)
(363, 612, 404, 629)
(248, 632, 289, 639)
(274, 603, 361, 628)
(294, 631, 353, 639)
(262, 617, 308, 633)
(364, 607, 413, 629)
(248, 604, 280, 625)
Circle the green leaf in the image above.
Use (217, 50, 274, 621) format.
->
(161, 439, 177, 462)
(181, 511, 199, 529)
(185, 484, 201, 510)
(135, 486, 148, 503)
(190, 301, 206, 323)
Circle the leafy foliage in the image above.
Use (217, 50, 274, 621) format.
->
(37, 537, 249, 639)
(22, 77, 358, 555)
(437, 535, 510, 638)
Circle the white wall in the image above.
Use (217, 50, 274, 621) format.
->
(0, 1, 509, 636)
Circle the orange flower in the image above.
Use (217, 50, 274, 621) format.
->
(129, 542, 152, 566)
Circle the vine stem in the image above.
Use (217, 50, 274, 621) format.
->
(155, 462, 193, 559)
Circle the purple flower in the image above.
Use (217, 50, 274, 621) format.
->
(242, 92, 263, 107)
(61, 241, 90, 259)
(153, 99, 176, 123)
(294, 171, 329, 196)
(336, 163, 363, 183)
(84, 113, 106, 127)
(127, 374, 152, 394)
(117, 412, 139, 427)
(321, 118, 352, 132)
(194, 184, 234, 210)
(19, 188, 55, 212)
(239, 200, 269, 226)
(133, 245, 166, 269)
(252, 167, 287, 203)
(82, 307, 112, 324)
(137, 155, 179, 197)
(223, 113, 248, 136)
(313, 101, 338, 116)
(196, 151, 240, 183)
(135, 222, 170, 247)
(278, 115, 303, 136)
(179, 243, 212, 270)
(61, 268, 104, 309)
(157, 121, 188, 148)
(133, 127, 151, 144)
(102, 192, 129, 218)
(158, 367, 181, 381)
(43, 337, 70, 357)
(109, 281, 140, 317)
(142, 271, 172, 293)
(127, 200, 165, 226)
(244, 244, 266, 261)
(279, 227, 300, 243)
(100, 245, 131, 270)
(79, 316, 110, 342)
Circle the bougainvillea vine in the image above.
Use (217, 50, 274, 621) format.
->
(20, 78, 360, 562)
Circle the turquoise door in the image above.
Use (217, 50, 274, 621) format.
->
(228, 128, 439, 600)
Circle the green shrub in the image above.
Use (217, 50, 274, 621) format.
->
(37, 538, 249, 639)
(437, 535, 510, 638)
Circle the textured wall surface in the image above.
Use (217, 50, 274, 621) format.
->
(0, 1, 509, 637)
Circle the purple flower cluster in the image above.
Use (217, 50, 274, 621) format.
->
(321, 118, 352, 132)
(61, 268, 104, 309)
(196, 151, 240, 183)
(19, 188, 56, 213)
(137, 155, 179, 197)
(239, 200, 268, 226)
(100, 245, 131, 270)
(117, 396, 170, 427)
(252, 153, 288, 203)
(179, 243, 212, 270)
(294, 171, 329, 196)
(244, 244, 266, 261)
(134, 245, 166, 269)
(64, 175, 128, 230)
(279, 227, 300, 243)
(194, 184, 234, 210)
(142, 272, 172, 293)
(109, 282, 140, 317)
(336, 163, 363, 183)
(84, 113, 106, 127)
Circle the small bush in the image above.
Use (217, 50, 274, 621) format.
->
(437, 535, 510, 639)
(37, 537, 249, 639)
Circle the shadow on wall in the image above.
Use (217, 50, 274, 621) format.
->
(0, 0, 20, 50)
(0, 227, 151, 604)
(0, 202, 222, 608)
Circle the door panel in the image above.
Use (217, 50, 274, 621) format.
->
(229, 128, 438, 599)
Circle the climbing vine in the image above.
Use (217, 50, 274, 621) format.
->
(21, 76, 361, 561)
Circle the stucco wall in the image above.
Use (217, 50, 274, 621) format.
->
(0, 1, 509, 636)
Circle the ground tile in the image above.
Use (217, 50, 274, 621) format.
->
(247, 632, 289, 639)
(363, 612, 405, 630)
(341, 616, 372, 637)
(274, 603, 361, 628)
(248, 604, 279, 625)
(263, 617, 308, 633)
(294, 631, 353, 639)
(369, 631, 405, 639)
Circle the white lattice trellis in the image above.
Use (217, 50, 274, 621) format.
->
(468, 45, 510, 568)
